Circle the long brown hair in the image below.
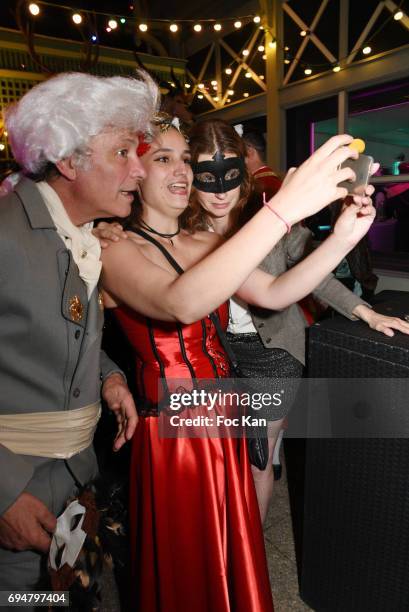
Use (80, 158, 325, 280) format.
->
(182, 119, 253, 237)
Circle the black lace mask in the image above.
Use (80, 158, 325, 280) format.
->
(192, 151, 245, 193)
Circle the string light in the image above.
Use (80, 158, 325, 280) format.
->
(213, 96, 219, 101)
(226, 98, 231, 103)
(18, 4, 399, 98)
(28, 3, 40, 16)
(228, 89, 234, 95)
(198, 94, 204, 99)
(211, 80, 217, 86)
(0, 144, 5, 151)
(243, 92, 249, 97)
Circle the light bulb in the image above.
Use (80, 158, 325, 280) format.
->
(28, 3, 40, 16)
(72, 13, 82, 25)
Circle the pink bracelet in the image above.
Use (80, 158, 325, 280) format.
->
(263, 192, 291, 234)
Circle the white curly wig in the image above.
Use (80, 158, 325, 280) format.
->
(4, 70, 159, 174)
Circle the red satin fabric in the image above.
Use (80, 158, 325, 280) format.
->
(115, 304, 274, 612)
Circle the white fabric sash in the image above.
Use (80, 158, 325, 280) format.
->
(0, 402, 101, 458)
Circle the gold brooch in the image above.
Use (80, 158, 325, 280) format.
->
(69, 295, 84, 322)
(98, 291, 104, 311)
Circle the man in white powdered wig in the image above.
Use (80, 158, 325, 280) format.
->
(0, 71, 158, 593)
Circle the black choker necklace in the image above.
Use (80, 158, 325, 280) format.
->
(139, 218, 181, 246)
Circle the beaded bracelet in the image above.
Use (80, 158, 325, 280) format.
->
(262, 192, 291, 234)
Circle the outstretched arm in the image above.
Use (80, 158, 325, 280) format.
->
(236, 197, 376, 310)
(102, 135, 364, 323)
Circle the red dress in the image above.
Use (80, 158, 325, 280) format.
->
(114, 303, 274, 612)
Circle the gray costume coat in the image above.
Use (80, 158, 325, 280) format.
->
(0, 178, 118, 589)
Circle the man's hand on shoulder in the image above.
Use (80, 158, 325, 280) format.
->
(102, 372, 138, 450)
(0, 492, 56, 553)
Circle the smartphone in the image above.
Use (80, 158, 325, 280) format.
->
(338, 153, 374, 196)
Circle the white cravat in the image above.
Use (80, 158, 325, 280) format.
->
(36, 181, 102, 299)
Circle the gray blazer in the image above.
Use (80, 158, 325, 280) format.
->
(0, 178, 118, 516)
(250, 224, 368, 365)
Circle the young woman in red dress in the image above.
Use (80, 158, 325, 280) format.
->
(100, 117, 376, 611)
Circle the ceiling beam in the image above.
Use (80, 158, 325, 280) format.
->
(283, 0, 336, 85)
(198, 45, 409, 119)
(384, 0, 409, 30)
(346, 2, 385, 64)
